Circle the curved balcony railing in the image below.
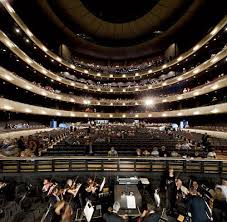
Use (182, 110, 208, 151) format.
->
(0, 30, 226, 94)
(0, 66, 226, 107)
(1, 0, 226, 79)
(0, 97, 226, 118)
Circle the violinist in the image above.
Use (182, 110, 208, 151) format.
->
(85, 177, 99, 194)
(64, 179, 81, 201)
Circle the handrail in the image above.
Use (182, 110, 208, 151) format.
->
(0, 157, 226, 174)
(0, 66, 226, 106)
(1, 0, 226, 79)
(0, 98, 226, 118)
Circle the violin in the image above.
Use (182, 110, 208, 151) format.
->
(86, 179, 98, 193)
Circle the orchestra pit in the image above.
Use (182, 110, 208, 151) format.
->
(0, 0, 227, 221)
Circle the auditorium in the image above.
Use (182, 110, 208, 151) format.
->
(0, 0, 226, 221)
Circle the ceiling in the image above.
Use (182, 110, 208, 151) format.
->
(12, 0, 227, 60)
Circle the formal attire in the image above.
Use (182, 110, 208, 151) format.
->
(103, 212, 125, 222)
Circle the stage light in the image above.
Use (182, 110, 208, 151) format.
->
(144, 99, 154, 106)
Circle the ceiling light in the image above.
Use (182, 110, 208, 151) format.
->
(135, 88, 139, 91)
(122, 74, 126, 77)
(3, 105, 13, 110)
(84, 85, 88, 89)
(122, 114, 126, 118)
(123, 89, 126, 92)
(97, 73, 101, 77)
(193, 111, 200, 115)
(25, 39, 30, 43)
(41, 91, 47, 96)
(135, 102, 138, 105)
(56, 77, 62, 81)
(56, 57, 62, 62)
(5, 40, 13, 48)
(70, 98, 75, 102)
(42, 69, 47, 74)
(162, 64, 167, 68)
(15, 28, 20, 33)
(135, 114, 139, 118)
(211, 84, 219, 90)
(148, 85, 152, 89)
(70, 64, 75, 69)
(144, 99, 154, 106)
(177, 56, 183, 61)
(193, 69, 200, 74)
(56, 96, 62, 100)
(70, 113, 75, 117)
(210, 27, 218, 35)
(211, 109, 219, 113)
(6, 3, 15, 13)
(41, 110, 47, 114)
(177, 96, 182, 100)
(70, 82, 75, 86)
(51, 79, 54, 82)
(162, 99, 167, 102)
(42, 46, 48, 52)
(122, 103, 126, 106)
(110, 89, 113, 92)
(148, 69, 152, 73)
(162, 82, 167, 86)
(83, 100, 90, 105)
(4, 75, 13, 81)
(84, 69, 89, 74)
(193, 91, 200, 96)
(56, 112, 61, 116)
(177, 77, 182, 81)
(193, 45, 199, 51)
(135, 73, 139, 77)
(211, 57, 218, 63)
(97, 88, 101, 91)
(97, 102, 101, 105)
(25, 85, 32, 90)
(110, 74, 113, 78)
(148, 114, 152, 117)
(97, 114, 101, 118)
(177, 113, 182, 116)
(84, 114, 88, 117)
(109, 114, 113, 118)
(162, 113, 167, 117)
(110, 103, 113, 106)
(25, 108, 32, 113)
(26, 58, 32, 64)
(26, 29, 33, 37)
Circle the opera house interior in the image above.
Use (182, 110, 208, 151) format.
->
(0, 0, 227, 221)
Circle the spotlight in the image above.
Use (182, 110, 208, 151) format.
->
(144, 99, 154, 106)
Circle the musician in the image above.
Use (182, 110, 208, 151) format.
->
(63, 178, 81, 202)
(138, 204, 160, 222)
(103, 201, 126, 222)
(42, 178, 57, 196)
(85, 177, 99, 202)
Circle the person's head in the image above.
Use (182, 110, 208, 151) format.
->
(147, 203, 156, 212)
(222, 178, 227, 186)
(66, 179, 73, 187)
(113, 201, 120, 213)
(192, 181, 198, 189)
(52, 186, 59, 195)
(169, 168, 174, 175)
(161, 146, 166, 151)
(43, 178, 51, 185)
(111, 147, 115, 151)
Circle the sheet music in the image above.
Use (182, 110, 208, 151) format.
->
(126, 195, 136, 209)
(84, 201, 94, 222)
(99, 177, 106, 192)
